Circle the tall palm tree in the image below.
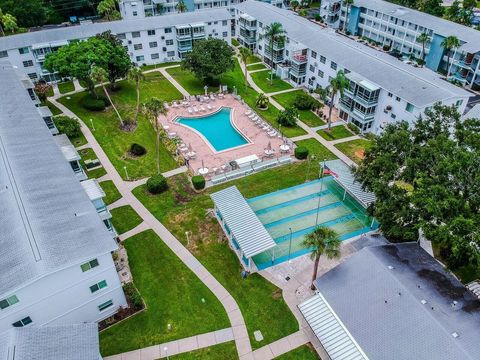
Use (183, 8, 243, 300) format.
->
(326, 71, 349, 130)
(239, 47, 252, 91)
(0, 8, 4, 37)
(143, 98, 167, 174)
(417, 32, 431, 67)
(304, 226, 341, 290)
(259, 22, 287, 85)
(127, 66, 145, 125)
(176, 0, 187, 13)
(441, 35, 461, 78)
(342, 0, 354, 33)
(91, 66, 125, 128)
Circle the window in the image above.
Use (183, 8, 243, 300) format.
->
(151, 53, 159, 59)
(132, 31, 140, 38)
(165, 27, 172, 33)
(391, 113, 396, 119)
(89, 280, 108, 293)
(405, 103, 414, 113)
(166, 39, 173, 46)
(0, 50, 7, 58)
(319, 55, 326, 64)
(98, 300, 113, 312)
(133, 11, 138, 16)
(147, 29, 156, 36)
(167, 51, 175, 57)
(330, 61, 337, 70)
(388, 92, 393, 97)
(455, 99, 463, 107)
(117, 33, 126, 40)
(134, 44, 143, 50)
(214, 21, 218, 24)
(136, 55, 145, 62)
(223, 31, 228, 37)
(149, 41, 158, 48)
(222, 20, 228, 26)
(0, 295, 19, 310)
(12, 317, 32, 327)
(395, 96, 400, 102)
(309, 65, 315, 72)
(318, 70, 324, 78)
(81, 259, 99, 272)
(23, 60, 33, 67)
(311, 51, 317, 59)
(28, 73, 38, 80)
(19, 47, 29, 55)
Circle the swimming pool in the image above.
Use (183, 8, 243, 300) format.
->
(176, 107, 248, 152)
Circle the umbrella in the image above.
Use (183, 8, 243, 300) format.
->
(188, 143, 193, 152)
(204, 85, 208, 96)
(267, 141, 272, 151)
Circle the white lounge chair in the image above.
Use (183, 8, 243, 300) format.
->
(268, 131, 277, 137)
(200, 106, 205, 112)
(188, 107, 193, 114)
(245, 110, 252, 116)
(168, 132, 177, 138)
(193, 107, 199, 113)
(207, 104, 213, 110)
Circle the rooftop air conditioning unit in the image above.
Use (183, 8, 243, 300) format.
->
(385, 105, 392, 111)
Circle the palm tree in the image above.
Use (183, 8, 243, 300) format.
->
(97, 0, 117, 21)
(441, 35, 461, 78)
(326, 71, 349, 130)
(0, 8, 4, 37)
(259, 22, 287, 86)
(239, 47, 252, 91)
(176, 0, 187, 13)
(303, 226, 341, 290)
(91, 66, 125, 128)
(342, 0, 354, 33)
(290, 0, 300, 11)
(255, 93, 269, 109)
(417, 32, 431, 67)
(127, 66, 145, 125)
(143, 98, 167, 174)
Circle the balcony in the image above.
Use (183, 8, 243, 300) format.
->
(352, 108, 375, 121)
(453, 57, 473, 70)
(290, 64, 307, 77)
(264, 49, 284, 63)
(292, 52, 307, 64)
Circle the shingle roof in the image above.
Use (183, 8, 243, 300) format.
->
(463, 104, 480, 120)
(353, 0, 480, 53)
(0, 9, 231, 52)
(0, 324, 99, 360)
(0, 61, 117, 296)
(54, 134, 81, 162)
(211, 186, 276, 258)
(235, 1, 471, 107)
(312, 243, 480, 360)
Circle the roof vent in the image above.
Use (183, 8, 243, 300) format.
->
(421, 299, 427, 305)
(452, 332, 459, 338)
(452, 300, 458, 308)
(388, 265, 394, 270)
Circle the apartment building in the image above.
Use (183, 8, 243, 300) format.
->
(235, 1, 470, 133)
(320, 0, 480, 89)
(0, 61, 127, 334)
(0, 9, 231, 82)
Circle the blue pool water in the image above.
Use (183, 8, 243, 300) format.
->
(176, 107, 248, 152)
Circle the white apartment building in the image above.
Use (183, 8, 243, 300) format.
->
(235, 1, 471, 133)
(320, 0, 480, 89)
(0, 9, 231, 82)
(0, 61, 127, 334)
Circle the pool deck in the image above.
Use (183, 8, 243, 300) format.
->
(158, 94, 284, 175)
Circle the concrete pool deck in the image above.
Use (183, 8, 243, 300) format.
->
(158, 94, 285, 175)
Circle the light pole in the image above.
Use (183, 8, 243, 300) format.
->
(288, 227, 293, 261)
(123, 166, 129, 180)
(164, 346, 169, 360)
(185, 231, 190, 247)
(314, 158, 326, 227)
(90, 118, 95, 131)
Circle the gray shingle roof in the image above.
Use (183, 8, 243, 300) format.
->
(0, 9, 231, 52)
(463, 103, 480, 120)
(0, 61, 117, 296)
(312, 243, 480, 360)
(211, 186, 276, 258)
(235, 2, 471, 107)
(353, 0, 480, 53)
(0, 324, 99, 360)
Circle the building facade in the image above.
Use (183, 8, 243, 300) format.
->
(0, 9, 231, 82)
(0, 61, 127, 334)
(235, 2, 470, 134)
(319, 0, 480, 89)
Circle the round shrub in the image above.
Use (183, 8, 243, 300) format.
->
(82, 94, 106, 111)
(130, 143, 147, 157)
(54, 115, 81, 138)
(146, 174, 168, 194)
(192, 175, 206, 190)
(294, 93, 320, 111)
(294, 146, 309, 160)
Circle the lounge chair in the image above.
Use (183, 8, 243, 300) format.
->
(268, 131, 278, 137)
(188, 107, 193, 114)
(168, 132, 177, 138)
(207, 104, 213, 110)
(200, 106, 205, 112)
(193, 107, 199, 113)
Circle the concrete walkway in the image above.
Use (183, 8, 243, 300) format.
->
(252, 330, 309, 360)
(107, 197, 128, 211)
(311, 120, 346, 132)
(104, 327, 235, 360)
(158, 65, 191, 98)
(125, 166, 188, 191)
(118, 221, 150, 242)
(329, 135, 361, 145)
(265, 88, 300, 97)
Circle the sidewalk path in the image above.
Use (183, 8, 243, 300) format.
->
(329, 135, 361, 145)
(252, 331, 309, 360)
(265, 88, 300, 97)
(158, 65, 191, 98)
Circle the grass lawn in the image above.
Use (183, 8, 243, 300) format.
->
(110, 205, 143, 235)
(275, 344, 320, 359)
(141, 61, 180, 71)
(42, 100, 62, 116)
(272, 91, 325, 128)
(170, 342, 237, 359)
(166, 66, 205, 95)
(132, 162, 322, 349)
(294, 138, 338, 161)
(246, 54, 262, 65)
(79, 147, 107, 179)
(317, 125, 354, 141)
(58, 72, 181, 180)
(100, 230, 230, 356)
(46, 86, 54, 97)
(250, 70, 293, 93)
(58, 81, 75, 94)
(231, 38, 240, 47)
(334, 138, 372, 164)
(100, 180, 122, 205)
(247, 63, 267, 71)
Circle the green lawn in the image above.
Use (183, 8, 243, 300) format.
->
(295, 138, 338, 161)
(272, 91, 325, 127)
(231, 38, 240, 47)
(250, 70, 293, 93)
(100, 180, 122, 205)
(140, 61, 180, 71)
(317, 125, 354, 141)
(58, 81, 75, 94)
(110, 205, 143, 235)
(79, 147, 107, 179)
(334, 139, 372, 164)
(275, 344, 320, 359)
(42, 100, 62, 116)
(100, 230, 230, 356)
(132, 162, 322, 349)
(166, 66, 205, 95)
(46, 86, 54, 97)
(58, 72, 181, 180)
(247, 63, 267, 71)
(246, 54, 262, 65)
(170, 342, 237, 359)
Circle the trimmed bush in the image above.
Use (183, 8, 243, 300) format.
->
(81, 94, 106, 111)
(146, 174, 168, 194)
(123, 282, 143, 310)
(294, 92, 320, 110)
(294, 146, 309, 160)
(191, 175, 206, 190)
(54, 115, 81, 138)
(277, 107, 298, 127)
(130, 143, 147, 156)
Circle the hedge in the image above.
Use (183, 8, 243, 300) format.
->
(146, 174, 168, 194)
(191, 175, 206, 190)
(294, 146, 309, 160)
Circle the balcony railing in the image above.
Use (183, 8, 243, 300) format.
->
(292, 52, 307, 64)
(352, 108, 375, 121)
